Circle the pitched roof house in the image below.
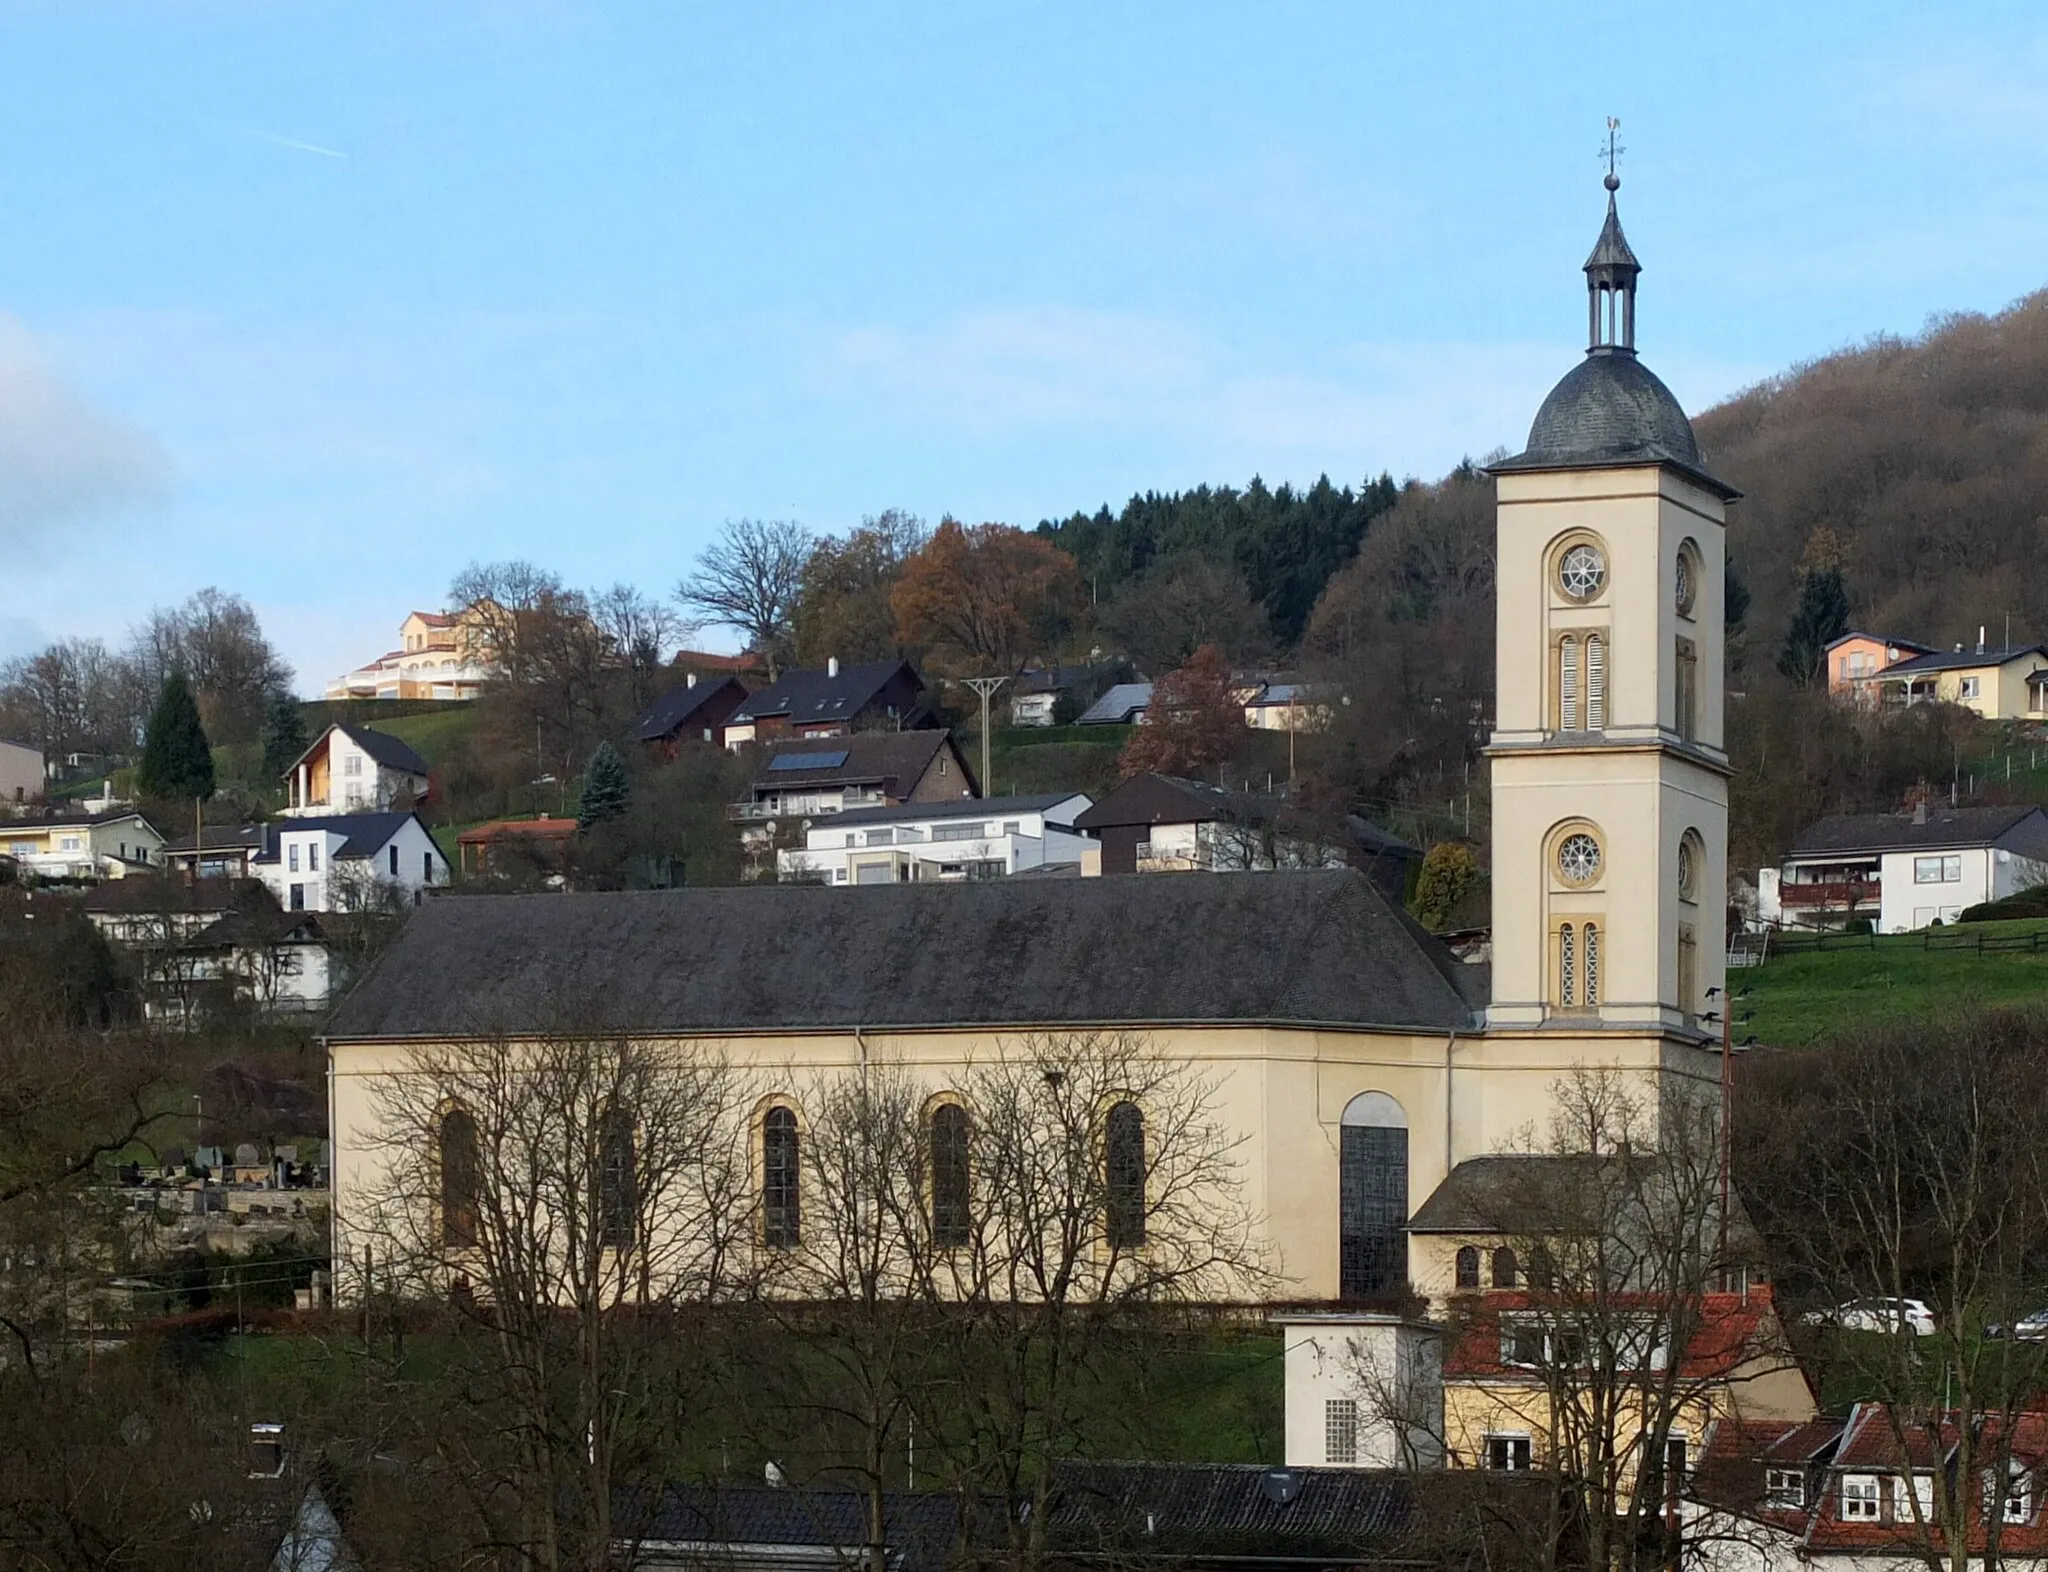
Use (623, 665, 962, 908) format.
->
(1759, 804, 2048, 933)
(626, 673, 750, 754)
(282, 724, 431, 816)
(1075, 682, 1153, 726)
(0, 808, 164, 880)
(780, 791, 1093, 885)
(723, 659, 926, 746)
(1844, 639, 2048, 722)
(164, 813, 446, 912)
(733, 730, 975, 824)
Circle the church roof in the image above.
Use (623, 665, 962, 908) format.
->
(324, 868, 1483, 1041)
(1493, 351, 1732, 493)
(1584, 192, 1640, 273)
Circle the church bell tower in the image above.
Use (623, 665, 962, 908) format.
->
(1483, 169, 1738, 1043)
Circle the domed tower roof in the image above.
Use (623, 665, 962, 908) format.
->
(1492, 173, 1737, 500)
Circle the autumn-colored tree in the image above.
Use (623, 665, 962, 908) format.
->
(1116, 644, 1243, 780)
(791, 510, 927, 668)
(889, 519, 1086, 674)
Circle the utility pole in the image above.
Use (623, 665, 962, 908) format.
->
(963, 677, 1008, 796)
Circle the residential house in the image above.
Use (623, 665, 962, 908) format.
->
(722, 658, 926, 747)
(627, 673, 750, 756)
(456, 815, 578, 877)
(1008, 666, 1085, 727)
(1825, 631, 1936, 699)
(732, 730, 975, 825)
(1757, 803, 2048, 932)
(1694, 1406, 2048, 1572)
(1850, 638, 2048, 722)
(1075, 681, 1153, 726)
(164, 813, 445, 912)
(1243, 680, 1335, 732)
(325, 605, 495, 701)
(82, 876, 333, 1018)
(1073, 774, 1418, 899)
(0, 808, 164, 880)
(282, 724, 431, 815)
(778, 792, 1094, 885)
(0, 738, 40, 803)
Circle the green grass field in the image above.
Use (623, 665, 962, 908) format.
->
(1743, 918, 2048, 1044)
(335, 704, 482, 767)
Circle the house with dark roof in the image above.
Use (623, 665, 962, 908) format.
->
(1075, 681, 1153, 726)
(627, 672, 750, 755)
(165, 812, 445, 913)
(1758, 804, 2048, 932)
(82, 876, 333, 1018)
(1073, 774, 1417, 900)
(0, 806, 164, 880)
(723, 658, 926, 746)
(733, 731, 974, 826)
(283, 724, 431, 815)
(1848, 637, 2048, 722)
(1824, 631, 1938, 699)
(778, 791, 1093, 884)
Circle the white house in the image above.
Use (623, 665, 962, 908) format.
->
(251, 812, 446, 912)
(1757, 804, 2048, 932)
(1276, 1312, 1445, 1470)
(778, 793, 1094, 885)
(283, 724, 432, 816)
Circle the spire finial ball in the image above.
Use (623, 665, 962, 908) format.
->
(1604, 171, 1619, 193)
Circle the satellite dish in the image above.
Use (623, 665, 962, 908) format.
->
(1260, 1468, 1304, 1506)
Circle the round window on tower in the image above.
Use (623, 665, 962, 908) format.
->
(1678, 830, 1704, 903)
(1675, 540, 1700, 618)
(1557, 542, 1607, 602)
(1556, 830, 1604, 888)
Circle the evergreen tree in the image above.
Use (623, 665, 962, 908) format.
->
(577, 741, 630, 828)
(1776, 565, 1851, 687)
(261, 691, 310, 781)
(137, 673, 215, 801)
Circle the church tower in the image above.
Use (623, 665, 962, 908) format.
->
(1483, 171, 1737, 1049)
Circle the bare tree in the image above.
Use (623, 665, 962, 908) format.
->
(1743, 1010, 2048, 1572)
(126, 588, 293, 746)
(591, 584, 692, 711)
(355, 1026, 759, 1572)
(675, 519, 813, 677)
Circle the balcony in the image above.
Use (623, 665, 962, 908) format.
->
(728, 791, 888, 823)
(1136, 841, 1211, 872)
(1779, 880, 1880, 909)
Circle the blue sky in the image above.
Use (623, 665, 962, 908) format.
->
(3, 1, 2046, 692)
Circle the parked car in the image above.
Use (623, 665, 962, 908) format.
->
(1805, 1297, 1937, 1336)
(1987, 1310, 2048, 1341)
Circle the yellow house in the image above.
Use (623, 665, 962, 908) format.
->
(0, 808, 165, 880)
(1866, 641, 2048, 722)
(326, 603, 497, 701)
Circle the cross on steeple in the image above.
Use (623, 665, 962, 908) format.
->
(1601, 116, 1624, 192)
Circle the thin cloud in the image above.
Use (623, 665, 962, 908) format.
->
(239, 128, 349, 159)
(0, 315, 173, 562)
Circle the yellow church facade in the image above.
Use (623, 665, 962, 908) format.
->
(324, 175, 1736, 1312)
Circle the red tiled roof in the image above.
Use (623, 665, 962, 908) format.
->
(456, 818, 578, 845)
(1443, 1287, 1786, 1381)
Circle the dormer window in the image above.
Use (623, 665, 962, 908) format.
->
(1841, 1475, 1881, 1521)
(1765, 1468, 1805, 1508)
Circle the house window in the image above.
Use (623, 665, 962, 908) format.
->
(344, 755, 361, 776)
(1996, 1465, 2032, 1523)
(1896, 1474, 1934, 1521)
(1765, 1468, 1806, 1508)
(599, 1105, 637, 1249)
(1105, 1101, 1147, 1249)
(423, 851, 433, 881)
(1455, 1245, 1480, 1290)
(1913, 855, 1962, 884)
(864, 829, 895, 846)
(1960, 676, 1982, 700)
(930, 1103, 971, 1248)
(1002, 821, 1021, 836)
(1325, 1399, 1359, 1465)
(1841, 1476, 1882, 1521)
(288, 883, 305, 911)
(309, 843, 320, 872)
(762, 1107, 801, 1248)
(1484, 1434, 1533, 1472)
(932, 822, 988, 842)
(389, 845, 400, 876)
(1491, 1247, 1518, 1288)
(1501, 1322, 1547, 1368)
(288, 845, 300, 872)
(439, 1108, 479, 1247)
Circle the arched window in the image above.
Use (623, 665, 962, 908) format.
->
(762, 1106, 801, 1249)
(930, 1103, 971, 1249)
(1105, 1101, 1147, 1249)
(1455, 1246, 1480, 1291)
(1558, 923, 1577, 1008)
(1586, 635, 1606, 731)
(1491, 1246, 1518, 1289)
(1558, 636, 1580, 731)
(599, 1104, 637, 1249)
(1530, 1244, 1556, 1292)
(439, 1108, 479, 1249)
(1339, 1092, 1409, 1298)
(1675, 636, 1699, 742)
(1584, 922, 1601, 1008)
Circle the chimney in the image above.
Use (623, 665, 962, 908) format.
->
(1979, 625, 1988, 652)
(828, 656, 840, 679)
(1914, 800, 1928, 825)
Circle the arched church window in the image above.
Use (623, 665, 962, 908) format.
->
(1339, 1092, 1408, 1298)
(1455, 1246, 1480, 1290)
(1558, 542, 1607, 601)
(1105, 1101, 1147, 1249)
(599, 1103, 637, 1250)
(1556, 832, 1602, 887)
(1558, 637, 1580, 731)
(439, 1107, 479, 1249)
(1584, 922, 1601, 1007)
(1491, 1247, 1518, 1288)
(930, 1102, 971, 1248)
(1676, 541, 1700, 618)
(1558, 923, 1577, 1008)
(1678, 831, 1702, 903)
(1678, 924, 1699, 1026)
(1675, 637, 1699, 743)
(1585, 635, 1606, 731)
(762, 1105, 801, 1249)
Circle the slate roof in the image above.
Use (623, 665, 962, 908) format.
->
(1075, 682, 1152, 725)
(1075, 775, 1416, 858)
(614, 1485, 962, 1572)
(748, 731, 960, 796)
(822, 792, 1086, 830)
(264, 812, 427, 863)
(730, 660, 920, 726)
(325, 866, 1480, 1041)
(161, 824, 270, 855)
(1875, 643, 2048, 678)
(1046, 1460, 1413, 1549)
(290, 724, 429, 778)
(81, 876, 262, 915)
(1787, 805, 2048, 858)
(1494, 351, 1735, 496)
(627, 675, 747, 743)
(0, 807, 157, 833)
(1407, 1155, 1614, 1232)
(1583, 192, 1641, 273)
(1824, 630, 1937, 657)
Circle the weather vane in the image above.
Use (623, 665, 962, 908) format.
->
(1601, 117, 1624, 191)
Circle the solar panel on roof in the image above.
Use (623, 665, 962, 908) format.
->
(767, 750, 849, 771)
